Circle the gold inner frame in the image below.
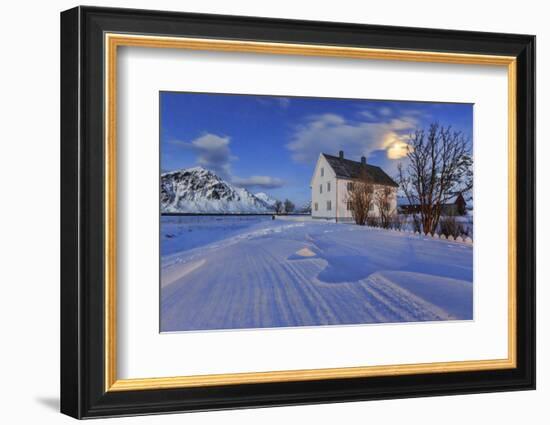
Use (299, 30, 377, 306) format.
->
(104, 33, 517, 392)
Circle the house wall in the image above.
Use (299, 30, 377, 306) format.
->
(336, 180, 398, 222)
(311, 155, 337, 219)
(336, 178, 354, 222)
(441, 204, 459, 216)
(382, 187, 399, 217)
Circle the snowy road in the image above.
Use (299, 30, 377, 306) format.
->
(160, 217, 473, 332)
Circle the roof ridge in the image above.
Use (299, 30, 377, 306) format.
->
(321, 152, 398, 187)
(322, 152, 369, 163)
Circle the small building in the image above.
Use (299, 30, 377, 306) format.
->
(397, 192, 468, 216)
(310, 151, 398, 222)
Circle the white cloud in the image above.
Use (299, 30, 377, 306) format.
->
(286, 113, 417, 165)
(232, 175, 285, 189)
(379, 106, 393, 116)
(388, 117, 417, 131)
(358, 110, 377, 120)
(277, 97, 291, 108)
(255, 96, 291, 109)
(171, 133, 236, 178)
(171, 133, 284, 188)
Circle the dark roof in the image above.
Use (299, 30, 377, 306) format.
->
(322, 154, 398, 187)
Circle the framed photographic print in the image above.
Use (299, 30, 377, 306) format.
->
(60, 6, 535, 419)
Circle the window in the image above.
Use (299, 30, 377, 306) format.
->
(327, 200, 332, 211)
(314, 202, 318, 211)
(347, 181, 354, 191)
(321, 167, 324, 177)
(327, 182, 331, 192)
(320, 184, 323, 194)
(347, 200, 352, 211)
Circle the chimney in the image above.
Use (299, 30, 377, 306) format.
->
(339, 150, 344, 159)
(361, 156, 367, 165)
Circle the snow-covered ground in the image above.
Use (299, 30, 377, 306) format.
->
(160, 215, 473, 332)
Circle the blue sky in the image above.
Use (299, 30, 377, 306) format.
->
(161, 92, 473, 206)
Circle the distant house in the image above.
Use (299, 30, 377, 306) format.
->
(310, 151, 398, 222)
(397, 192, 468, 216)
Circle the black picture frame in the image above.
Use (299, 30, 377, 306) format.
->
(61, 5, 535, 419)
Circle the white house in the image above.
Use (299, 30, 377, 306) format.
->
(310, 151, 398, 222)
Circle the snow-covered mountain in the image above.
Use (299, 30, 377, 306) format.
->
(161, 167, 275, 213)
(254, 192, 278, 208)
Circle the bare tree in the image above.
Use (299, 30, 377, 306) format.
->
(273, 200, 284, 214)
(374, 186, 396, 229)
(283, 199, 295, 214)
(397, 123, 472, 235)
(346, 170, 375, 226)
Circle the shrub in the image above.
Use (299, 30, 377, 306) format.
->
(366, 214, 380, 227)
(439, 216, 468, 239)
(390, 214, 405, 230)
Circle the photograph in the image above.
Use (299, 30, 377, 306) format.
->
(159, 92, 474, 332)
